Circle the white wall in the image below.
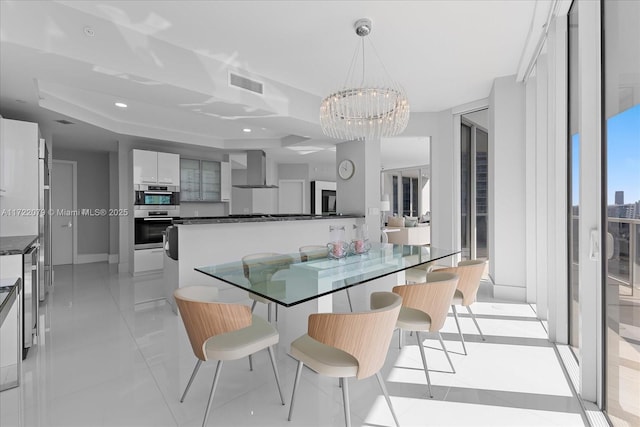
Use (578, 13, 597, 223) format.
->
(308, 163, 336, 182)
(108, 151, 119, 262)
(489, 75, 527, 300)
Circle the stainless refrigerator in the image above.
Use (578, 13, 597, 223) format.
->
(38, 138, 52, 301)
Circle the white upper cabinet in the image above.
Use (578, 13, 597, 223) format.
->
(157, 152, 180, 185)
(133, 149, 158, 185)
(133, 149, 179, 186)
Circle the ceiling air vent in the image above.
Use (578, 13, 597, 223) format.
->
(229, 72, 264, 95)
(55, 119, 74, 125)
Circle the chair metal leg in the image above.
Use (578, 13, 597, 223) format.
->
(248, 354, 253, 371)
(375, 371, 400, 427)
(467, 305, 485, 341)
(438, 332, 455, 373)
(451, 305, 467, 355)
(415, 331, 433, 398)
(180, 359, 202, 403)
(202, 360, 223, 427)
(288, 360, 304, 421)
(275, 304, 279, 322)
(251, 300, 257, 312)
(398, 328, 403, 349)
(346, 289, 353, 312)
(267, 346, 285, 405)
(267, 303, 272, 322)
(341, 377, 351, 427)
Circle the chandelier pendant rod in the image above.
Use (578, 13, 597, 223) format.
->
(360, 37, 366, 86)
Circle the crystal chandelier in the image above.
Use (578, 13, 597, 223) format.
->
(320, 18, 410, 141)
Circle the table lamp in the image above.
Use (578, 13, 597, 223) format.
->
(380, 194, 390, 227)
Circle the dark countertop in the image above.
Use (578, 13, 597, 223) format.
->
(0, 235, 38, 255)
(0, 277, 20, 327)
(174, 214, 364, 225)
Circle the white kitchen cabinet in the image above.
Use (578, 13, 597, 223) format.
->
(157, 152, 180, 185)
(133, 149, 159, 185)
(0, 119, 39, 236)
(220, 161, 231, 201)
(134, 248, 164, 273)
(133, 150, 179, 186)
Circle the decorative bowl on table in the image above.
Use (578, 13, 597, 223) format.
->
(350, 239, 371, 255)
(327, 241, 349, 259)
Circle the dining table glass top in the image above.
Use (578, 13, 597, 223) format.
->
(195, 243, 460, 307)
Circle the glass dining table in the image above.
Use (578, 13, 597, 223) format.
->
(195, 243, 460, 307)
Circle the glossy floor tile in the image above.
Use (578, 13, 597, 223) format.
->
(0, 263, 589, 426)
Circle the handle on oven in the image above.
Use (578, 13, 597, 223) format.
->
(144, 191, 173, 195)
(143, 217, 172, 221)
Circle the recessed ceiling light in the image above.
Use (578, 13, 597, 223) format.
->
(115, 102, 128, 108)
(83, 26, 95, 37)
(242, 128, 252, 133)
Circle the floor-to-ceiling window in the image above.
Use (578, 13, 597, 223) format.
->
(568, 0, 581, 358)
(603, 0, 640, 424)
(461, 114, 489, 261)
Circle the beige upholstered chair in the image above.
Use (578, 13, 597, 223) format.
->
(436, 259, 487, 355)
(242, 253, 292, 322)
(174, 286, 285, 427)
(299, 245, 353, 312)
(391, 271, 459, 398)
(288, 292, 402, 427)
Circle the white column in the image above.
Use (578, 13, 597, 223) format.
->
(547, 16, 569, 344)
(489, 76, 528, 301)
(336, 139, 381, 243)
(535, 54, 549, 319)
(525, 76, 538, 304)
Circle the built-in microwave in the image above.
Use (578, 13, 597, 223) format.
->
(134, 184, 180, 217)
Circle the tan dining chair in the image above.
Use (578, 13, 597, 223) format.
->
(288, 292, 402, 427)
(435, 259, 487, 355)
(174, 286, 285, 427)
(242, 252, 292, 322)
(299, 245, 353, 312)
(404, 261, 437, 284)
(391, 271, 459, 398)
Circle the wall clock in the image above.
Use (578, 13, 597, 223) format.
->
(338, 159, 355, 180)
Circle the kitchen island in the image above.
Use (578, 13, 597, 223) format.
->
(164, 214, 365, 313)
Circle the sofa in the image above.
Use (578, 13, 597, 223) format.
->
(384, 216, 431, 245)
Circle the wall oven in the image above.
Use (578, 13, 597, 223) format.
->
(134, 184, 180, 217)
(134, 212, 175, 249)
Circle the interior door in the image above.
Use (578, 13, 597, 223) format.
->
(278, 180, 304, 214)
(51, 161, 74, 265)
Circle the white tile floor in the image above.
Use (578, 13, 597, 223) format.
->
(0, 263, 589, 427)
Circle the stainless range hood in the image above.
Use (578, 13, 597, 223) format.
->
(233, 150, 278, 188)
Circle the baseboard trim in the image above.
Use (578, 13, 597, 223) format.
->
(493, 283, 526, 302)
(76, 253, 108, 264)
(108, 254, 119, 264)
